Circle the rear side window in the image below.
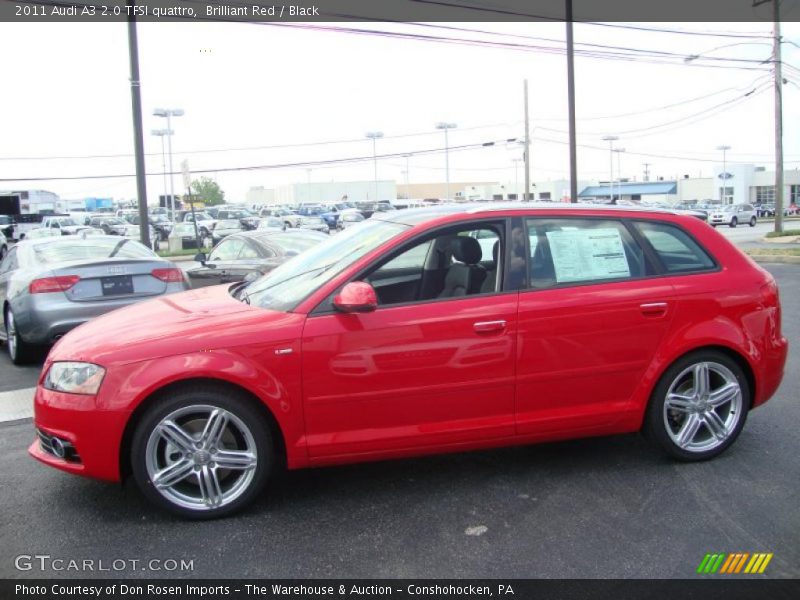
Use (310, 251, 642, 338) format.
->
(634, 221, 715, 273)
(524, 218, 652, 289)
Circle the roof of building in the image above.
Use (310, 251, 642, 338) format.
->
(579, 182, 677, 197)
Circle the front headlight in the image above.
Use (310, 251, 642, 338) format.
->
(44, 362, 106, 395)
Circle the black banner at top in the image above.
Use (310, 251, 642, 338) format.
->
(1, 0, 799, 23)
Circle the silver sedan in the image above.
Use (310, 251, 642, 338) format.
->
(0, 235, 189, 364)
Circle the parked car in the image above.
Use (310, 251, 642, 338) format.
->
(40, 215, 93, 236)
(22, 228, 62, 240)
(210, 219, 245, 244)
(0, 236, 188, 364)
(176, 211, 216, 239)
(708, 204, 757, 228)
(757, 203, 775, 218)
(90, 216, 129, 236)
(186, 230, 327, 288)
(336, 211, 365, 230)
(257, 217, 285, 231)
(28, 204, 787, 518)
(356, 201, 396, 218)
(213, 208, 260, 231)
(285, 213, 329, 233)
(168, 222, 203, 249)
(0, 230, 7, 260)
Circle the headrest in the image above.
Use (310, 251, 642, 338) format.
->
(451, 236, 482, 265)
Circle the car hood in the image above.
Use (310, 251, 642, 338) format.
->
(49, 284, 304, 365)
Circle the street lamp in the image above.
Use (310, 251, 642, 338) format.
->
(150, 129, 172, 217)
(717, 145, 732, 204)
(602, 135, 619, 203)
(153, 108, 184, 219)
(612, 148, 626, 203)
(436, 122, 457, 201)
(365, 131, 383, 202)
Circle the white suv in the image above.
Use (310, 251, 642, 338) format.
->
(709, 204, 757, 228)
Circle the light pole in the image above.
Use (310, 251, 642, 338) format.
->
(365, 131, 383, 202)
(151, 129, 172, 214)
(436, 122, 457, 201)
(612, 148, 626, 203)
(716, 145, 731, 204)
(153, 108, 184, 220)
(306, 168, 312, 203)
(602, 135, 619, 203)
(404, 154, 411, 201)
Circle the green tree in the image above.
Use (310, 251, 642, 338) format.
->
(190, 177, 226, 206)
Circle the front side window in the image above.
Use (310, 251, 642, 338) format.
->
(362, 221, 504, 306)
(525, 218, 650, 289)
(634, 221, 715, 273)
(209, 239, 244, 262)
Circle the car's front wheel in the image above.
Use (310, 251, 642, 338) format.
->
(644, 350, 750, 461)
(749, 216, 757, 227)
(729, 217, 738, 228)
(131, 387, 274, 519)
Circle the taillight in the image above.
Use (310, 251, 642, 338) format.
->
(151, 267, 185, 283)
(29, 275, 80, 294)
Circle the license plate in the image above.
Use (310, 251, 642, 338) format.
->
(100, 275, 134, 296)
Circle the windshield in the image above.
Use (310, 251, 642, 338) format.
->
(244, 219, 406, 311)
(57, 218, 78, 226)
(30, 238, 155, 264)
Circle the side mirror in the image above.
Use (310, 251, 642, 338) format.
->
(194, 252, 207, 264)
(333, 281, 377, 313)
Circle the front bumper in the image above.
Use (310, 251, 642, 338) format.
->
(28, 386, 129, 482)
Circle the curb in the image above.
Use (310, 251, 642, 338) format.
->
(747, 254, 800, 265)
(760, 236, 800, 245)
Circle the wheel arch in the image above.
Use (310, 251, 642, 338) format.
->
(118, 377, 288, 481)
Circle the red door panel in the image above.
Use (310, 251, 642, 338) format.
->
(301, 295, 518, 459)
(515, 280, 676, 435)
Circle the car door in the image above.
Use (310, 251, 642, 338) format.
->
(515, 217, 676, 435)
(301, 220, 518, 460)
(0, 246, 19, 303)
(186, 238, 246, 288)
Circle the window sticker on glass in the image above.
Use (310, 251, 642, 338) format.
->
(546, 228, 631, 283)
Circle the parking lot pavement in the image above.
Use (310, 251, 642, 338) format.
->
(0, 265, 797, 579)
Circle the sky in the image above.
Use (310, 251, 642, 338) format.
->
(0, 17, 798, 203)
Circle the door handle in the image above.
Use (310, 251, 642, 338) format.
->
(640, 302, 668, 317)
(473, 320, 507, 333)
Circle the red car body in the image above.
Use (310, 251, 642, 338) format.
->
(30, 206, 787, 484)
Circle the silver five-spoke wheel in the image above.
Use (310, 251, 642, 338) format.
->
(132, 388, 273, 518)
(663, 362, 742, 453)
(145, 405, 257, 511)
(645, 351, 750, 461)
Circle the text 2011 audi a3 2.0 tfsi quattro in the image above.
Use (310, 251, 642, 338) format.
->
(30, 204, 788, 518)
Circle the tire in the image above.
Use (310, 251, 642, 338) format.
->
(729, 217, 738, 228)
(749, 216, 757, 227)
(0, 245, 6, 261)
(284, 222, 293, 229)
(131, 386, 274, 519)
(4, 308, 37, 365)
(644, 350, 750, 461)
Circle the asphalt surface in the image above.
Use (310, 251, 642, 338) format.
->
(0, 264, 797, 580)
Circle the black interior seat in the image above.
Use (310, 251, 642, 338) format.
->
(438, 237, 487, 298)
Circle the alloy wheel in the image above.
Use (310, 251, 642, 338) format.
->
(5, 310, 17, 361)
(662, 361, 743, 454)
(144, 404, 258, 511)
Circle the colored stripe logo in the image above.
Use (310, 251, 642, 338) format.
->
(697, 553, 773, 574)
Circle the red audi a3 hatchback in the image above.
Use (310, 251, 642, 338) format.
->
(30, 204, 787, 518)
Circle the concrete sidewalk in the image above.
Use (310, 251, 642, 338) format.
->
(0, 387, 34, 422)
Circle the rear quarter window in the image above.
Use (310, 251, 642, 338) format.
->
(634, 221, 716, 273)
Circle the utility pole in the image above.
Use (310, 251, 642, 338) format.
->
(126, 0, 150, 248)
(523, 79, 531, 201)
(565, 0, 578, 203)
(643, 163, 651, 182)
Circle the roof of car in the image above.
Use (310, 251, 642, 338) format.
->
(371, 202, 690, 227)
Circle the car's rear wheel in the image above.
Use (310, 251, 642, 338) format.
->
(729, 217, 738, 228)
(131, 387, 273, 519)
(644, 350, 750, 461)
(0, 245, 6, 260)
(749, 216, 757, 227)
(4, 308, 37, 365)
